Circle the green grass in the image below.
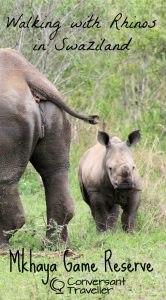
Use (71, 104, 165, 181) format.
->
(0, 136, 165, 300)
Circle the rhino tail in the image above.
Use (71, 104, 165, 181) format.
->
(6, 48, 98, 124)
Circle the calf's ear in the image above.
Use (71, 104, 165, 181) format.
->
(127, 130, 141, 146)
(97, 131, 110, 146)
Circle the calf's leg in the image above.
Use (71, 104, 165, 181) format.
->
(90, 193, 118, 232)
(121, 192, 140, 232)
(106, 204, 119, 230)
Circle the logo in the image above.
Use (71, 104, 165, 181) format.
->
(50, 277, 65, 294)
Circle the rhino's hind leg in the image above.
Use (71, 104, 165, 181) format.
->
(30, 106, 74, 243)
(42, 171, 74, 243)
(0, 183, 26, 246)
(30, 168, 74, 243)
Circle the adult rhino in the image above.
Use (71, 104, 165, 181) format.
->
(78, 130, 141, 233)
(0, 48, 98, 247)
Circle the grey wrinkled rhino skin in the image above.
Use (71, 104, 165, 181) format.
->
(0, 48, 98, 247)
(78, 130, 141, 233)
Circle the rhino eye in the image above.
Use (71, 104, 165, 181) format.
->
(133, 166, 135, 170)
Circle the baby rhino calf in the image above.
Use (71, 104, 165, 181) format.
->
(78, 130, 141, 233)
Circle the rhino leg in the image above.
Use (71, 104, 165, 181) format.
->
(106, 204, 119, 230)
(0, 184, 26, 246)
(0, 111, 34, 247)
(42, 172, 74, 242)
(31, 158, 74, 244)
(30, 104, 74, 243)
(121, 192, 140, 232)
(90, 193, 119, 232)
(121, 209, 136, 232)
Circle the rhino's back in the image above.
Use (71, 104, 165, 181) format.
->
(79, 143, 106, 189)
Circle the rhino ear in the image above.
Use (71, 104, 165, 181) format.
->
(127, 130, 141, 146)
(97, 131, 110, 146)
